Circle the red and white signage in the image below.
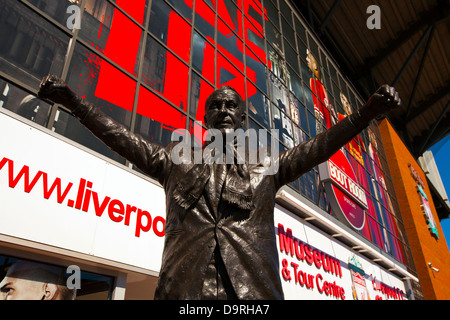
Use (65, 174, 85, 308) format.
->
(319, 149, 367, 230)
(275, 205, 407, 300)
(0, 111, 166, 272)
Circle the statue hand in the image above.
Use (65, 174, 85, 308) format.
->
(38, 74, 79, 109)
(366, 84, 401, 117)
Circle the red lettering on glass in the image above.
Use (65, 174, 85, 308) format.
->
(95, 7, 143, 111)
(115, 0, 146, 24)
(93, 0, 269, 135)
(137, 87, 186, 131)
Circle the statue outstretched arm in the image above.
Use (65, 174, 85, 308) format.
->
(38, 75, 172, 183)
(276, 85, 401, 187)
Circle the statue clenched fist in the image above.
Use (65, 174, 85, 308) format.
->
(38, 75, 77, 106)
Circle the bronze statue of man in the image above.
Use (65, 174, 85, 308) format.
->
(38, 75, 400, 299)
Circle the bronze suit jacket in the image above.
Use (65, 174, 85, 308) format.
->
(76, 106, 368, 300)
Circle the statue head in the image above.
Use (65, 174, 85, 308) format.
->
(203, 86, 245, 132)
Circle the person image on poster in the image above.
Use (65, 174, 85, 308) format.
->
(0, 260, 76, 300)
(306, 49, 336, 133)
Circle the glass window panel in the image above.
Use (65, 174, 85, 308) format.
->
(299, 169, 317, 203)
(195, 0, 216, 40)
(56, 44, 134, 164)
(247, 85, 271, 129)
(110, 0, 149, 25)
(299, 59, 312, 84)
(246, 47, 268, 95)
(165, 0, 193, 20)
(189, 71, 214, 123)
(192, 31, 215, 85)
(268, 45, 287, 83)
(329, 62, 338, 85)
(288, 66, 303, 102)
(279, 0, 293, 25)
(265, 20, 282, 52)
(81, 0, 114, 55)
(307, 33, 320, 63)
(28, 0, 77, 30)
(244, 16, 266, 62)
(218, 0, 242, 36)
(292, 124, 307, 146)
(244, 0, 264, 30)
(295, 18, 307, 46)
(216, 52, 245, 97)
(284, 42, 298, 71)
(148, 0, 191, 63)
(288, 93, 308, 133)
(0, 0, 69, 89)
(67, 44, 134, 124)
(281, 17, 295, 48)
(141, 36, 189, 111)
(366, 214, 384, 250)
(319, 48, 329, 73)
(248, 119, 273, 152)
(271, 104, 294, 148)
(217, 18, 244, 63)
(303, 84, 315, 113)
(80, 0, 143, 76)
(0, 78, 51, 127)
(269, 72, 288, 113)
(307, 109, 317, 138)
(264, 0, 279, 28)
(289, 178, 299, 192)
(204, 0, 215, 10)
(135, 87, 187, 147)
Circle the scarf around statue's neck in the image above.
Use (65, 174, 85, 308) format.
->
(172, 136, 254, 211)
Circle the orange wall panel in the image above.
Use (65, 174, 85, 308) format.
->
(378, 119, 450, 300)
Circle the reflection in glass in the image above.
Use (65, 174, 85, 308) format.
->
(136, 86, 187, 147)
(195, 0, 216, 40)
(148, 0, 191, 63)
(0, 78, 51, 127)
(265, 20, 282, 51)
(190, 71, 214, 123)
(81, 0, 143, 76)
(264, 0, 279, 27)
(281, 17, 295, 48)
(288, 93, 308, 134)
(67, 44, 133, 125)
(246, 49, 268, 95)
(271, 104, 294, 149)
(0, 0, 68, 89)
(28, 0, 79, 30)
(247, 87, 270, 129)
(218, 19, 244, 63)
(141, 37, 189, 111)
(269, 73, 289, 113)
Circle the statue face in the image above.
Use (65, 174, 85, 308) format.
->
(204, 87, 245, 131)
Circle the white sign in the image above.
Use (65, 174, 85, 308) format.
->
(275, 205, 407, 300)
(0, 112, 166, 272)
